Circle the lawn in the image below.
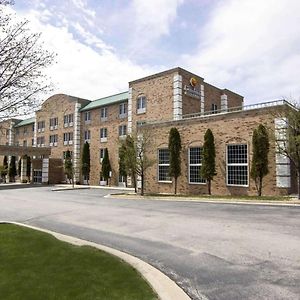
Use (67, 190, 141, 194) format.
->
(0, 224, 157, 300)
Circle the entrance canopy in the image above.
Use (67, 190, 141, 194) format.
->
(0, 145, 51, 157)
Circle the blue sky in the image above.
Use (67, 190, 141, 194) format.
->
(9, 0, 300, 104)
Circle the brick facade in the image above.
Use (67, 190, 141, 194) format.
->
(0, 67, 295, 196)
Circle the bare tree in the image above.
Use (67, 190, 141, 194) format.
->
(121, 127, 154, 195)
(272, 100, 300, 199)
(0, 3, 55, 120)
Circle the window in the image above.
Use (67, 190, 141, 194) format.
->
(84, 130, 91, 142)
(211, 104, 218, 114)
(15, 128, 19, 135)
(100, 128, 107, 142)
(49, 117, 58, 129)
(37, 136, 45, 147)
(23, 140, 27, 147)
(49, 134, 58, 146)
(137, 121, 146, 127)
(189, 147, 206, 184)
(118, 125, 127, 137)
(64, 114, 74, 127)
(227, 144, 248, 186)
(32, 124, 35, 132)
(100, 107, 108, 121)
(100, 148, 105, 162)
(6, 129, 9, 137)
(37, 121, 45, 132)
(158, 149, 171, 182)
(119, 102, 127, 118)
(23, 127, 28, 135)
(31, 139, 34, 146)
(63, 132, 73, 145)
(84, 111, 91, 123)
(137, 96, 146, 114)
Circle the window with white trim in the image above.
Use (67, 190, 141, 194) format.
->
(84, 130, 91, 142)
(119, 102, 127, 118)
(63, 151, 73, 160)
(84, 111, 91, 123)
(118, 125, 127, 137)
(37, 136, 45, 147)
(189, 147, 206, 184)
(63, 132, 73, 145)
(100, 107, 108, 121)
(226, 144, 248, 186)
(49, 117, 58, 129)
(211, 104, 218, 114)
(158, 149, 171, 182)
(49, 134, 58, 146)
(37, 121, 45, 132)
(100, 128, 108, 142)
(137, 96, 146, 114)
(64, 114, 74, 127)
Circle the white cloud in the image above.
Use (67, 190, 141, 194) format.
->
(15, 7, 159, 101)
(182, 0, 300, 104)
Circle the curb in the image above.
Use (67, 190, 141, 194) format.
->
(109, 194, 300, 207)
(1, 221, 192, 300)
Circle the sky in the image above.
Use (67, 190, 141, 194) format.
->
(7, 0, 300, 105)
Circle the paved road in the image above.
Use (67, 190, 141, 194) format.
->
(0, 186, 299, 300)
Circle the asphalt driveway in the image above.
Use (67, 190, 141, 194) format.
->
(0, 186, 299, 300)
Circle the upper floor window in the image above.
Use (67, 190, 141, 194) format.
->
(23, 127, 28, 135)
(84, 130, 91, 142)
(49, 134, 58, 147)
(64, 114, 74, 127)
(63, 132, 73, 145)
(100, 107, 108, 121)
(84, 111, 91, 123)
(226, 144, 248, 186)
(118, 125, 127, 138)
(37, 121, 45, 132)
(32, 124, 35, 132)
(37, 136, 45, 147)
(137, 96, 146, 114)
(100, 128, 108, 142)
(15, 128, 19, 136)
(158, 149, 171, 182)
(119, 102, 127, 118)
(49, 117, 58, 130)
(189, 147, 206, 184)
(23, 140, 27, 147)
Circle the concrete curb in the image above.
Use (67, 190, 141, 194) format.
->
(109, 194, 300, 207)
(52, 184, 135, 192)
(1, 221, 192, 300)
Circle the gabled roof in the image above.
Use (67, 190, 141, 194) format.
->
(14, 117, 35, 127)
(80, 91, 128, 112)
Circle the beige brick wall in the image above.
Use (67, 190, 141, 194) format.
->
(143, 108, 289, 196)
(82, 101, 128, 185)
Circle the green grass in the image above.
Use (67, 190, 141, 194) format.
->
(0, 224, 157, 300)
(145, 193, 294, 201)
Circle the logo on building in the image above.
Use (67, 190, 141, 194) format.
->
(190, 77, 197, 87)
(184, 77, 201, 99)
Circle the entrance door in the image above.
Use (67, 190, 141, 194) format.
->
(33, 170, 42, 184)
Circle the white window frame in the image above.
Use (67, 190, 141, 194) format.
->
(226, 144, 249, 187)
(118, 125, 127, 138)
(137, 96, 146, 114)
(84, 111, 91, 123)
(188, 147, 206, 184)
(100, 128, 107, 142)
(119, 102, 127, 118)
(157, 149, 172, 183)
(84, 130, 91, 143)
(100, 107, 108, 121)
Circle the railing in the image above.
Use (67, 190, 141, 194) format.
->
(182, 99, 296, 120)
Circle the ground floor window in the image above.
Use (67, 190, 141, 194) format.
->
(33, 170, 42, 184)
(226, 144, 248, 186)
(189, 147, 206, 184)
(158, 149, 171, 182)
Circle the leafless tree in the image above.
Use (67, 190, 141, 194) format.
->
(0, 3, 55, 121)
(272, 100, 300, 199)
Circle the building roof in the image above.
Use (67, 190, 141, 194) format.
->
(80, 91, 128, 112)
(14, 117, 35, 128)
